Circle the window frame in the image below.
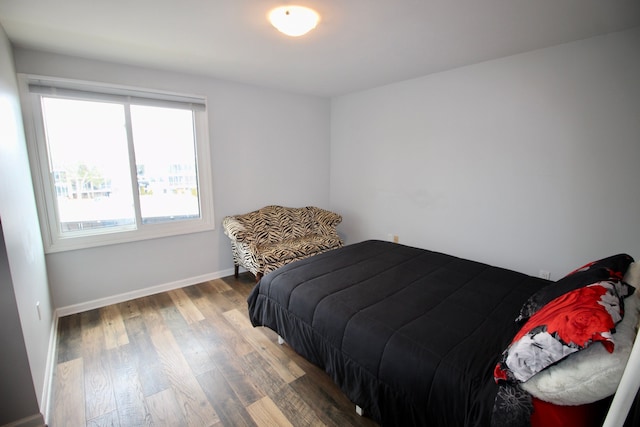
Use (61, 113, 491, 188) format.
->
(18, 74, 215, 253)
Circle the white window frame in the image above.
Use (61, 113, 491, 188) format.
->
(18, 74, 215, 253)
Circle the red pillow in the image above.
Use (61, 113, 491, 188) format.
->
(495, 280, 630, 383)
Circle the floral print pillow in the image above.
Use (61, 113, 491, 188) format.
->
(495, 279, 634, 384)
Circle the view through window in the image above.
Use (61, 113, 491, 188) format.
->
(42, 98, 200, 233)
(22, 76, 214, 252)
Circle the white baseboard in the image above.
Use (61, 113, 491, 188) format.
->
(40, 313, 58, 427)
(55, 268, 235, 317)
(1, 413, 45, 427)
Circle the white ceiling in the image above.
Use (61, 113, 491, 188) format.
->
(1, 0, 639, 97)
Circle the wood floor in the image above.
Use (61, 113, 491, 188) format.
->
(51, 273, 379, 427)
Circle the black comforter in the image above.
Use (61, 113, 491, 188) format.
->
(247, 240, 549, 426)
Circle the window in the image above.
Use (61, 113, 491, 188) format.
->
(20, 75, 214, 252)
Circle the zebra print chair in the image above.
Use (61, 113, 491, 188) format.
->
(222, 205, 343, 280)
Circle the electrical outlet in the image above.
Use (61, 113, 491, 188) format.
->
(538, 270, 551, 280)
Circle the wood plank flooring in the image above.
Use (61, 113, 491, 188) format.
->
(51, 273, 379, 427)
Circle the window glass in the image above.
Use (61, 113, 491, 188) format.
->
(130, 105, 200, 224)
(41, 97, 136, 234)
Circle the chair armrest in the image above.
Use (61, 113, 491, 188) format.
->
(309, 207, 342, 238)
(311, 207, 342, 228)
(222, 216, 251, 242)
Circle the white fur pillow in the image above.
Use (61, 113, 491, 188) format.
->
(625, 261, 640, 288)
(521, 262, 640, 405)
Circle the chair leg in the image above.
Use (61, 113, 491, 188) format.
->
(234, 265, 239, 278)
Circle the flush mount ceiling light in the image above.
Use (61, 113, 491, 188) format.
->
(268, 5, 320, 37)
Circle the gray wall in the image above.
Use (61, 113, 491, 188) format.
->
(0, 26, 53, 421)
(0, 225, 40, 424)
(331, 27, 640, 279)
(13, 28, 640, 311)
(13, 49, 332, 310)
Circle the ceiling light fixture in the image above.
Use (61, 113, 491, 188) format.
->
(268, 5, 320, 37)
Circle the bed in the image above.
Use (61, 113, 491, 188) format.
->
(247, 240, 639, 426)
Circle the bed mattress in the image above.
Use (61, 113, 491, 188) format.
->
(247, 240, 549, 426)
